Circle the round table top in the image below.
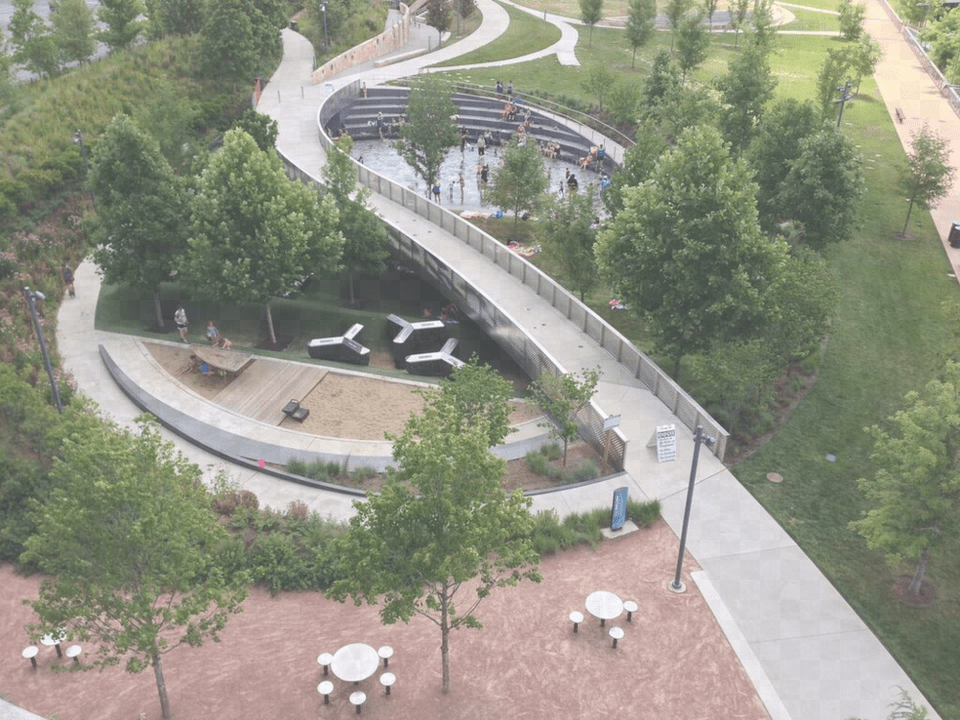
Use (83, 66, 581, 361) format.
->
(65, 645, 82, 659)
(623, 600, 638, 613)
(317, 681, 334, 695)
(332, 643, 380, 683)
(569, 611, 584, 623)
(609, 627, 625, 639)
(22, 646, 38, 659)
(349, 691, 367, 706)
(377, 645, 394, 660)
(379, 672, 396, 687)
(585, 590, 624, 621)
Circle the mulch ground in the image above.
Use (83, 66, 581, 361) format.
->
(1, 521, 769, 720)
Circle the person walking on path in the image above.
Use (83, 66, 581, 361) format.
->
(175, 304, 189, 343)
(459, 174, 465, 202)
(61, 264, 75, 298)
(477, 134, 486, 157)
(432, 181, 442, 203)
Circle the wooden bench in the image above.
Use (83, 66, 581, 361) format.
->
(895, 107, 905, 124)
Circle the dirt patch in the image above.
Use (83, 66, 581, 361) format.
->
(502, 442, 603, 493)
(0, 522, 769, 720)
(891, 574, 936, 607)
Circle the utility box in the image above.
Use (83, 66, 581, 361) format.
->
(949, 222, 960, 248)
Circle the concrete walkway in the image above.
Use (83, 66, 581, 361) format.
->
(55, 4, 943, 720)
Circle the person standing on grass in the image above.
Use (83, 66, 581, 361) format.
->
(175, 304, 189, 343)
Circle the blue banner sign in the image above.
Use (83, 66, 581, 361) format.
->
(611, 486, 628, 531)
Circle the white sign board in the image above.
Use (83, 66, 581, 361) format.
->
(603, 414, 621, 431)
(652, 424, 677, 463)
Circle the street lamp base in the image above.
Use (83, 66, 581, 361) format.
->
(668, 580, 686, 594)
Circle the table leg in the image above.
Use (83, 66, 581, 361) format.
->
(54, 643, 63, 659)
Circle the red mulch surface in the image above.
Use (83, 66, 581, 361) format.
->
(1, 520, 769, 720)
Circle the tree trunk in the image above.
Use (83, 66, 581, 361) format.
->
(562, 437, 568, 467)
(153, 652, 172, 719)
(672, 347, 683, 382)
(902, 199, 915, 234)
(440, 590, 451, 693)
(153, 291, 165, 329)
(265, 303, 277, 345)
(348, 271, 356, 306)
(908, 547, 929, 595)
(632, 48, 636, 68)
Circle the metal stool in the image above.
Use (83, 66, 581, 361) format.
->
(569, 611, 584, 633)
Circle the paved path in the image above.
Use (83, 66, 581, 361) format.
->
(54, 4, 944, 720)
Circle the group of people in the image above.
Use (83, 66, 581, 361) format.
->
(494, 79, 514, 99)
(174, 305, 232, 349)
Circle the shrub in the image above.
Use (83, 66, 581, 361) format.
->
(247, 532, 308, 595)
(286, 458, 307, 476)
(627, 498, 661, 527)
(238, 490, 259, 510)
(287, 499, 309, 520)
(526, 450, 550, 475)
(540, 443, 562, 461)
(572, 460, 599, 483)
(350, 465, 377, 481)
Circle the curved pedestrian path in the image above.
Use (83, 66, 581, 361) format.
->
(55, 3, 941, 719)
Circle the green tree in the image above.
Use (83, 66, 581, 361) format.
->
(134, 80, 199, 171)
(602, 128, 665, 218)
(200, 0, 279, 81)
(920, 8, 960, 70)
(687, 339, 778, 436)
(625, 0, 656, 67)
(541, 190, 598, 302)
(579, 0, 604, 46)
(607, 78, 641, 127)
(329, 363, 540, 694)
(816, 47, 853, 120)
(676, 15, 709, 83)
(838, 0, 866, 40)
(232, 108, 279, 152)
(486, 135, 549, 226)
(764, 244, 839, 362)
(530, 368, 601, 466)
(581, 65, 617, 112)
(89, 115, 191, 330)
(701, 0, 719, 31)
(665, 0, 691, 50)
(184, 129, 342, 344)
(898, 0, 933, 28)
(433, 358, 516, 446)
(730, 0, 750, 45)
(97, 0, 145, 51)
(851, 362, 960, 597)
(397, 75, 459, 197)
(425, 0, 452, 46)
(642, 49, 682, 109)
(21, 420, 249, 720)
(897, 124, 955, 234)
(8, 0, 59, 78)
(145, 0, 204, 37)
(321, 135, 390, 305)
(746, 97, 820, 231)
(776, 126, 865, 250)
(716, 43, 777, 154)
(596, 126, 780, 378)
(53, 0, 96, 65)
(849, 35, 882, 93)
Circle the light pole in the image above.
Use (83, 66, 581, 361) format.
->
(835, 79, 852, 128)
(320, 1, 329, 50)
(669, 425, 715, 593)
(23, 287, 63, 414)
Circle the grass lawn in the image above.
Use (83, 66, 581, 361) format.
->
(431, 2, 562, 67)
(780, 7, 841, 32)
(441, 17, 960, 716)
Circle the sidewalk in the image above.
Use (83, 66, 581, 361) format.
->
(55, 5, 943, 720)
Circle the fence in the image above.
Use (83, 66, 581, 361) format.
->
(297, 79, 729, 461)
(880, 0, 960, 120)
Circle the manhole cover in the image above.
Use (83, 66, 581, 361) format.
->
(766, 472, 783, 484)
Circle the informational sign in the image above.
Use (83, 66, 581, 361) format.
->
(653, 424, 677, 463)
(603, 414, 621, 431)
(610, 487, 628, 531)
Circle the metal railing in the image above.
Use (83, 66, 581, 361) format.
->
(299, 79, 729, 460)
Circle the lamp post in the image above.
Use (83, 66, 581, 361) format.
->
(320, 1, 329, 50)
(23, 287, 63, 414)
(834, 79, 852, 128)
(669, 425, 715, 593)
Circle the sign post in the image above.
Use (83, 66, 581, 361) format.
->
(647, 424, 677, 463)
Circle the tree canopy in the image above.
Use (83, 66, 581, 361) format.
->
(486, 135, 549, 226)
(321, 135, 390, 305)
(596, 125, 783, 378)
(579, 0, 604, 46)
(89, 115, 190, 329)
(716, 43, 777, 154)
(851, 362, 960, 597)
(330, 360, 540, 694)
(97, 0, 145, 52)
(541, 189, 599, 302)
(625, 0, 656, 66)
(530, 367, 601, 466)
(183, 129, 342, 344)
(53, 0, 96, 66)
(397, 76, 460, 196)
(897, 124, 955, 234)
(22, 420, 249, 719)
